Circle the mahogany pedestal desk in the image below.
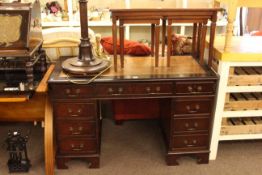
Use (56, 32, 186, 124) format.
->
(0, 65, 55, 175)
(49, 56, 218, 168)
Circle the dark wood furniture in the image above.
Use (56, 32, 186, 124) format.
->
(111, 8, 221, 70)
(48, 55, 217, 168)
(0, 1, 46, 90)
(0, 65, 55, 175)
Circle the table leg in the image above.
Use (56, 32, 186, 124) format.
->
(44, 96, 54, 175)
(119, 23, 125, 69)
(112, 16, 117, 71)
(151, 24, 155, 57)
(167, 20, 172, 67)
(155, 25, 160, 67)
(162, 18, 166, 57)
(197, 23, 202, 59)
(199, 22, 207, 65)
(192, 23, 198, 58)
(208, 16, 217, 66)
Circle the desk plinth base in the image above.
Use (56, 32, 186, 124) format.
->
(166, 151, 209, 166)
(56, 155, 100, 169)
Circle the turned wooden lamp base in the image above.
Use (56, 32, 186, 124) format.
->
(62, 57, 110, 75)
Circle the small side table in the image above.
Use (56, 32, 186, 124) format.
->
(111, 10, 161, 71)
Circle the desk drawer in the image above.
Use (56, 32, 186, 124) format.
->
(56, 121, 96, 137)
(50, 84, 94, 99)
(171, 134, 208, 150)
(175, 81, 215, 95)
(58, 138, 97, 155)
(173, 98, 213, 115)
(96, 82, 172, 97)
(54, 102, 97, 120)
(172, 117, 209, 134)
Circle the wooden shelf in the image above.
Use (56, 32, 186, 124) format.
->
(221, 117, 262, 136)
(225, 93, 262, 111)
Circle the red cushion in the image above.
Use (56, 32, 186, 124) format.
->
(100, 36, 151, 56)
(250, 31, 262, 36)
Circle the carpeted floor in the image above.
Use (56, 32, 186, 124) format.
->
(1, 119, 262, 175)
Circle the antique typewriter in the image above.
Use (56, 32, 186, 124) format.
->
(0, 0, 46, 98)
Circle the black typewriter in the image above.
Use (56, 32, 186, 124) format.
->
(0, 57, 44, 98)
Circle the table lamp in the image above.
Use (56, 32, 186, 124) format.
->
(62, 0, 110, 75)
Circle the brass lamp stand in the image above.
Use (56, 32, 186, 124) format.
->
(62, 0, 110, 75)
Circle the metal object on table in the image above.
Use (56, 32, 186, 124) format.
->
(62, 0, 110, 75)
(5, 131, 31, 173)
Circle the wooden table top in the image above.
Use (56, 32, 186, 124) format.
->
(49, 55, 217, 83)
(212, 36, 262, 61)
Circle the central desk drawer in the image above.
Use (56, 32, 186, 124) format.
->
(54, 102, 97, 120)
(173, 98, 213, 115)
(56, 121, 96, 137)
(96, 82, 173, 97)
(58, 138, 97, 155)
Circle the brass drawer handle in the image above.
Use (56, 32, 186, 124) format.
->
(108, 87, 122, 96)
(155, 86, 161, 92)
(187, 86, 193, 92)
(71, 144, 84, 151)
(184, 139, 197, 147)
(69, 126, 83, 135)
(108, 88, 113, 93)
(118, 87, 123, 93)
(197, 86, 202, 91)
(194, 122, 199, 128)
(184, 122, 196, 131)
(186, 104, 200, 113)
(146, 87, 151, 93)
(68, 94, 79, 97)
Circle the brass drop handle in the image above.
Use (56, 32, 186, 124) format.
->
(108, 88, 114, 93)
(194, 122, 198, 128)
(187, 86, 193, 92)
(186, 104, 200, 113)
(71, 143, 84, 151)
(66, 89, 71, 94)
(146, 87, 151, 93)
(118, 87, 123, 93)
(184, 139, 197, 147)
(155, 86, 161, 92)
(197, 86, 202, 91)
(69, 126, 83, 135)
(68, 108, 80, 117)
(185, 122, 197, 131)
